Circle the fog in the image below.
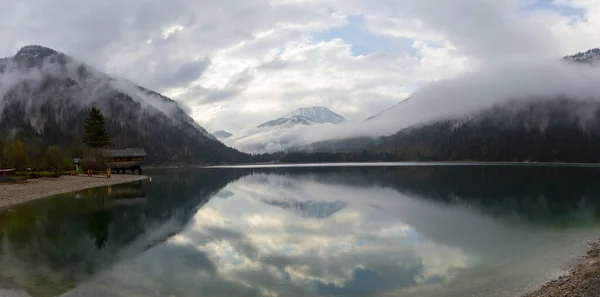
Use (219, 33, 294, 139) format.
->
(226, 57, 600, 153)
(4, 47, 600, 155)
(0, 47, 190, 133)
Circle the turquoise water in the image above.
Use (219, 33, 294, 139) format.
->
(2, 165, 600, 296)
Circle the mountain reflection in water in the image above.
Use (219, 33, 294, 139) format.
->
(3, 165, 600, 297)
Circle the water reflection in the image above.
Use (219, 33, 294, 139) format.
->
(3, 166, 600, 297)
(0, 169, 247, 297)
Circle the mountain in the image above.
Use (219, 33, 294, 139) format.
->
(223, 106, 346, 153)
(564, 48, 600, 64)
(365, 48, 600, 124)
(262, 199, 347, 218)
(257, 106, 345, 128)
(257, 116, 315, 129)
(0, 45, 249, 165)
(285, 48, 600, 157)
(370, 98, 600, 162)
(213, 130, 233, 139)
(280, 98, 600, 164)
(286, 136, 375, 153)
(283, 106, 346, 124)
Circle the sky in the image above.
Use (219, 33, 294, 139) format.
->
(1, 0, 600, 134)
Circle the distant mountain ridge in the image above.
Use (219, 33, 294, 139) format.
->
(370, 98, 600, 162)
(0, 45, 248, 164)
(365, 48, 600, 124)
(564, 48, 600, 64)
(282, 106, 346, 124)
(257, 106, 345, 128)
(284, 47, 600, 161)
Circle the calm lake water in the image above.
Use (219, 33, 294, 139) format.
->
(3, 164, 600, 297)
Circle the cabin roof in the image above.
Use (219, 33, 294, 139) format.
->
(101, 148, 147, 158)
(0, 168, 16, 172)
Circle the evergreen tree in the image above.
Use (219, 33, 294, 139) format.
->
(83, 107, 110, 148)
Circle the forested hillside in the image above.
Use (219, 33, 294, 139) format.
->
(371, 99, 600, 162)
(0, 45, 250, 168)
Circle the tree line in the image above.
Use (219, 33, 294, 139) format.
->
(0, 106, 110, 170)
(0, 140, 72, 170)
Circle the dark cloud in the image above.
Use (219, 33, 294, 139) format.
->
(180, 68, 254, 104)
(153, 58, 211, 89)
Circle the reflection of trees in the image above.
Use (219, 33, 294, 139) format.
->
(88, 210, 111, 249)
(234, 165, 600, 226)
(4, 165, 600, 296)
(381, 166, 600, 226)
(0, 168, 247, 297)
(107, 181, 146, 199)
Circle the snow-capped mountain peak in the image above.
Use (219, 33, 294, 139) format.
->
(282, 106, 345, 124)
(257, 106, 345, 129)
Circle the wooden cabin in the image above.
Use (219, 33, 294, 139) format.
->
(101, 148, 147, 174)
(0, 169, 15, 182)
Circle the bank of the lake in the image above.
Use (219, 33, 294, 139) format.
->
(524, 240, 600, 297)
(0, 175, 148, 209)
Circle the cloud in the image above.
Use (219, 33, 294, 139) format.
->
(399, 0, 561, 64)
(2, 0, 599, 145)
(63, 168, 600, 297)
(225, 58, 600, 153)
(148, 57, 212, 89)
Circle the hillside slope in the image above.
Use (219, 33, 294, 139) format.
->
(372, 98, 600, 162)
(0, 45, 249, 164)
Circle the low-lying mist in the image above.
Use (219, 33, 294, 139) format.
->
(0, 47, 191, 133)
(226, 57, 600, 153)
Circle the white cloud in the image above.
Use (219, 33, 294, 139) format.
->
(1, 0, 599, 148)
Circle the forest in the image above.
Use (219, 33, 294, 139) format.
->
(0, 139, 72, 170)
(276, 99, 600, 164)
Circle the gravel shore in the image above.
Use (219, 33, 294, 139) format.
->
(524, 240, 600, 297)
(0, 276, 30, 297)
(0, 174, 148, 209)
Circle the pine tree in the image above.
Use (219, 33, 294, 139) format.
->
(83, 107, 110, 148)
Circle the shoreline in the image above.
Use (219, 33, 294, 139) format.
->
(0, 174, 148, 210)
(523, 239, 600, 296)
(204, 160, 600, 169)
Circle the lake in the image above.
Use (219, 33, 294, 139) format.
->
(2, 164, 600, 297)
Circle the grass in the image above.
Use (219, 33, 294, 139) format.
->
(13, 170, 78, 179)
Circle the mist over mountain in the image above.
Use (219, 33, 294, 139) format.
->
(366, 48, 600, 125)
(275, 48, 600, 158)
(224, 106, 346, 153)
(257, 106, 345, 128)
(564, 48, 600, 64)
(369, 98, 600, 162)
(0, 45, 248, 164)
